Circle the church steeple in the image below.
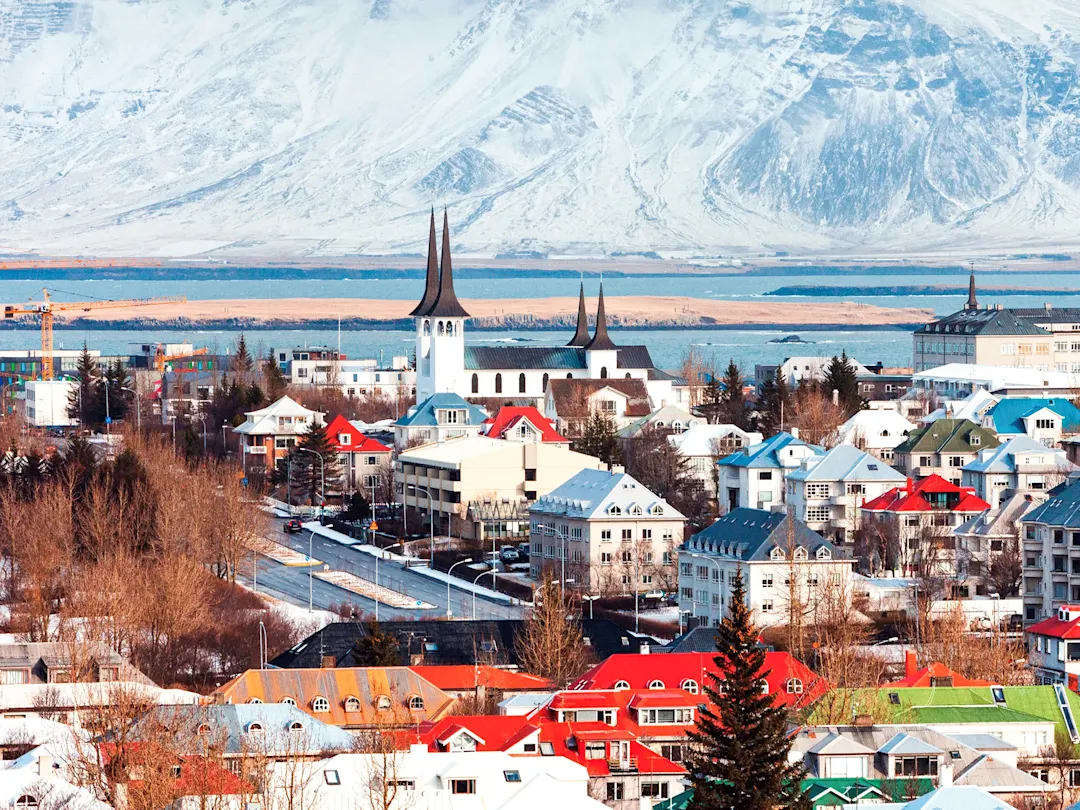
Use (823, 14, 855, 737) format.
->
(567, 282, 591, 347)
(427, 208, 470, 318)
(584, 283, 617, 351)
(410, 208, 440, 316)
(965, 263, 978, 311)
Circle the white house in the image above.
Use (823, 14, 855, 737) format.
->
(836, 408, 917, 463)
(981, 397, 1080, 445)
(23, 380, 77, 428)
(668, 424, 763, 496)
(777, 356, 871, 386)
(961, 437, 1076, 510)
(232, 396, 324, 474)
(785, 446, 906, 544)
(393, 393, 488, 448)
(678, 508, 854, 627)
(715, 431, 823, 512)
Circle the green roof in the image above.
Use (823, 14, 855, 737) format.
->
(662, 779, 934, 809)
(653, 789, 693, 810)
(912, 705, 1047, 725)
(893, 419, 1000, 455)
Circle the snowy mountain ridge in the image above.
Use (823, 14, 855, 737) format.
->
(5, 0, 1080, 259)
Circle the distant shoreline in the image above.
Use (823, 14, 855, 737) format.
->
(769, 284, 1080, 297)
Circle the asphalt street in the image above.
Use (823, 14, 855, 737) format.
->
(245, 528, 525, 621)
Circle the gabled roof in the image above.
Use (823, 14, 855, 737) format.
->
(807, 732, 875, 756)
(964, 436, 1074, 474)
(617, 405, 700, 439)
(906, 785, 1043, 809)
(233, 395, 322, 436)
(786, 445, 905, 483)
(546, 378, 651, 418)
(716, 431, 822, 469)
(837, 408, 916, 449)
(956, 493, 1038, 538)
(688, 507, 843, 563)
(888, 661, 992, 689)
(408, 665, 552, 692)
(530, 469, 684, 521)
(1028, 611, 1080, 640)
(483, 406, 567, 443)
(667, 424, 761, 457)
(1021, 479, 1080, 528)
(324, 414, 392, 453)
(862, 475, 991, 514)
(893, 419, 1000, 455)
(878, 732, 943, 755)
(396, 393, 487, 428)
(987, 397, 1080, 436)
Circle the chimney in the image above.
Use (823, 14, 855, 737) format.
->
(321, 655, 335, 669)
(639, 643, 651, 655)
(790, 427, 800, 439)
(906, 477, 914, 493)
(939, 760, 953, 787)
(1045, 303, 1053, 311)
(852, 714, 874, 727)
(905, 649, 918, 679)
(832, 388, 839, 406)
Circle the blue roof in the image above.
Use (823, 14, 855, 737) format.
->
(786, 445, 905, 483)
(1023, 479, 1080, 529)
(963, 436, 1074, 474)
(987, 397, 1080, 436)
(716, 431, 822, 469)
(395, 393, 487, 428)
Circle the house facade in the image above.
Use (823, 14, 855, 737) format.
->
(324, 414, 393, 495)
(982, 397, 1080, 445)
(393, 393, 488, 448)
(961, 436, 1076, 510)
(1020, 480, 1080, 623)
(667, 424, 762, 497)
(233, 396, 325, 473)
(891, 418, 1001, 485)
(545, 378, 653, 435)
(715, 431, 823, 512)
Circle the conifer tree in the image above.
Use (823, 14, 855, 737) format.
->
(67, 343, 102, 426)
(263, 350, 289, 401)
(718, 359, 749, 429)
(352, 620, 401, 667)
(572, 410, 621, 465)
(757, 367, 791, 437)
(687, 570, 809, 810)
(824, 352, 862, 417)
(289, 420, 341, 506)
(234, 333, 254, 374)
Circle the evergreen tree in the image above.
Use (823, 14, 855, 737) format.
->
(571, 411, 621, 465)
(700, 374, 723, 423)
(67, 343, 103, 426)
(289, 420, 342, 506)
(263, 350, 289, 401)
(687, 570, 809, 810)
(245, 381, 266, 409)
(352, 620, 401, 666)
(102, 359, 132, 423)
(718, 359, 749, 429)
(756, 367, 791, 437)
(234, 333, 254, 374)
(824, 352, 862, 417)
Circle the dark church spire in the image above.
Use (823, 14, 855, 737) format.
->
(426, 208, 470, 318)
(410, 208, 440, 316)
(965, 262, 978, 311)
(567, 282, 591, 347)
(584, 283, 617, 351)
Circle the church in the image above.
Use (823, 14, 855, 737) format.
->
(411, 210, 683, 408)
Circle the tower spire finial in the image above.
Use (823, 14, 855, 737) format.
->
(584, 281, 617, 351)
(567, 279, 591, 347)
(410, 207, 440, 316)
(966, 261, 978, 311)
(426, 207, 470, 318)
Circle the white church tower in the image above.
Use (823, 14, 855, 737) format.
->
(414, 209, 469, 400)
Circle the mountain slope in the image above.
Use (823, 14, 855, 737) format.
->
(4, 0, 1080, 259)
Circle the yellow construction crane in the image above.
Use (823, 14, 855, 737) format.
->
(3, 289, 187, 380)
(154, 345, 209, 373)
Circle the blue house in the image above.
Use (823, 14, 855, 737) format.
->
(716, 431, 823, 511)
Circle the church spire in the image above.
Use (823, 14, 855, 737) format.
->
(584, 283, 617, 351)
(965, 262, 978, 311)
(427, 208, 470, 318)
(567, 281, 591, 346)
(410, 208, 440, 316)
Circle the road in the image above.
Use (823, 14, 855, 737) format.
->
(244, 528, 525, 621)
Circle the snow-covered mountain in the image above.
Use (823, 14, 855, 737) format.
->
(5, 0, 1080, 259)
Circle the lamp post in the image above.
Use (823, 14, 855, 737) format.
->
(307, 528, 316, 613)
(446, 558, 473, 619)
(582, 594, 600, 620)
(120, 385, 140, 432)
(687, 552, 723, 628)
(373, 533, 403, 624)
(472, 569, 499, 619)
(295, 447, 326, 517)
(104, 380, 111, 436)
(405, 484, 436, 562)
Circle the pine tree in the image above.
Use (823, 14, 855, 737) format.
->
(352, 620, 401, 666)
(687, 570, 809, 810)
(67, 343, 102, 426)
(103, 359, 132, 423)
(234, 333, 254, 374)
(572, 411, 620, 465)
(289, 420, 342, 506)
(263, 350, 289, 401)
(824, 352, 862, 417)
(757, 367, 791, 437)
(718, 359, 749, 429)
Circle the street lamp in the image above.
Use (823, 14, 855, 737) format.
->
(472, 569, 499, 619)
(405, 484, 436, 562)
(446, 558, 473, 619)
(582, 594, 600, 621)
(295, 447, 326, 517)
(307, 527, 317, 613)
(373, 533, 403, 624)
(120, 385, 140, 432)
(552, 525, 569, 601)
(688, 552, 723, 628)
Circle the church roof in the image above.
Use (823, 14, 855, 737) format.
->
(567, 283, 591, 347)
(410, 208, 440, 317)
(584, 284, 617, 351)
(424, 209, 470, 318)
(463, 345, 655, 372)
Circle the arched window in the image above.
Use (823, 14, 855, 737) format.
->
(518, 373, 526, 393)
(681, 679, 699, 695)
(246, 697, 262, 704)
(625, 372, 631, 379)
(647, 679, 665, 690)
(15, 796, 37, 810)
(408, 695, 425, 711)
(375, 695, 393, 711)
(542, 373, 549, 391)
(495, 374, 503, 394)
(281, 696, 297, 707)
(786, 678, 803, 695)
(344, 696, 361, 712)
(438, 321, 445, 336)
(423, 320, 431, 336)
(197, 723, 212, 736)
(566, 373, 573, 379)
(600, 367, 608, 379)
(471, 373, 479, 394)
(312, 696, 330, 713)
(613, 680, 630, 691)
(246, 722, 264, 734)
(289, 721, 305, 733)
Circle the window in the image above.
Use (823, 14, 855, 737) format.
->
(585, 741, 607, 760)
(805, 483, 830, 499)
(661, 744, 684, 762)
(607, 783, 624, 802)
(197, 723, 212, 736)
(641, 783, 669, 799)
(622, 529, 632, 541)
(949, 456, 964, 467)
(495, 374, 503, 394)
(762, 574, 773, 588)
(344, 696, 361, 712)
(246, 722, 263, 734)
(289, 721, 305, 733)
(376, 695, 392, 711)
(14, 797, 37, 810)
(539, 741, 555, 756)
(805, 506, 830, 523)
(0, 669, 29, 685)
(786, 678, 803, 694)
(761, 600, 774, 612)
(471, 373, 479, 394)
(450, 779, 476, 795)
(614, 680, 630, 691)
(894, 755, 939, 777)
(647, 679, 665, 690)
(681, 679, 698, 695)
(519, 373, 526, 393)
(601, 530, 612, 541)
(601, 552, 612, 565)
(408, 695, 425, 711)
(599, 400, 616, 412)
(312, 696, 330, 712)
(324, 770, 341, 786)
(281, 697, 297, 707)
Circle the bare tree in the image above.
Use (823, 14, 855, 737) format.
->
(515, 572, 590, 688)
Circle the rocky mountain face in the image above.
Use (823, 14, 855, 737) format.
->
(4, 0, 1080, 259)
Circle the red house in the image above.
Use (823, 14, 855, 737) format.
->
(325, 414, 392, 494)
(481, 406, 568, 444)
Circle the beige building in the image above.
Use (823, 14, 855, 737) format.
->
(527, 468, 685, 596)
(396, 436, 604, 541)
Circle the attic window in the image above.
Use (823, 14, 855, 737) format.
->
(949, 750, 961, 760)
(246, 698, 262, 704)
(992, 687, 1006, 704)
(375, 695, 393, 711)
(786, 679, 803, 695)
(312, 696, 330, 713)
(408, 695, 425, 711)
(197, 723, 211, 736)
(504, 770, 521, 783)
(793, 547, 807, 561)
(867, 463, 879, 470)
(246, 722, 263, 734)
(539, 742, 555, 756)
(344, 696, 361, 712)
(888, 693, 900, 705)
(15, 796, 38, 810)
(614, 680, 630, 691)
(648, 680, 666, 690)
(608, 505, 622, 516)
(281, 697, 297, 707)
(324, 770, 341, 786)
(971, 434, 981, 446)
(681, 679, 699, 695)
(815, 547, 832, 560)
(630, 505, 643, 516)
(289, 721, 305, 733)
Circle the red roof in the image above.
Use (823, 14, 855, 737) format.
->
(887, 651, 992, 688)
(548, 692, 622, 710)
(569, 651, 827, 707)
(325, 414, 392, 454)
(628, 690, 699, 709)
(953, 493, 993, 512)
(482, 406, 568, 443)
(1029, 611, 1080, 640)
(862, 474, 990, 514)
(409, 665, 552, 692)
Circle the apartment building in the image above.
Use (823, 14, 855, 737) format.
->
(784, 446, 906, 544)
(667, 424, 762, 496)
(1027, 605, 1080, 688)
(961, 437, 1076, 510)
(715, 431, 823, 512)
(544, 378, 652, 435)
(982, 397, 1080, 444)
(527, 468, 684, 596)
(891, 418, 1001, 485)
(233, 395, 324, 473)
(1020, 480, 1080, 623)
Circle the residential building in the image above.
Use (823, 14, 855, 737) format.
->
(23, 380, 76, 427)
(962, 437, 1076, 510)
(770, 356, 872, 386)
(836, 407, 917, 463)
(715, 431, 823, 512)
(616, 405, 703, 439)
(545, 378, 652, 435)
(677, 508, 854, 627)
(954, 493, 1035, 596)
(406, 667, 552, 700)
(306, 747, 608, 810)
(785, 445, 906, 543)
(1026, 604, 1080, 688)
(860, 476, 991, 586)
(856, 366, 913, 400)
(891, 418, 1001, 484)
(233, 395, 324, 473)
(159, 369, 218, 422)
(527, 469, 685, 595)
(275, 345, 341, 385)
(393, 392, 487, 448)
(1020, 480, 1080, 622)
(0, 641, 151, 687)
(911, 363, 1079, 399)
(396, 436, 604, 541)
(919, 388, 1000, 426)
(887, 650, 992, 688)
(324, 413, 392, 494)
(481, 405, 569, 444)
(667, 424, 762, 496)
(211, 666, 455, 730)
(982, 396, 1080, 444)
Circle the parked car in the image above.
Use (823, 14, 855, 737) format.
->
(283, 519, 303, 534)
(999, 613, 1024, 633)
(499, 546, 520, 563)
(969, 614, 992, 632)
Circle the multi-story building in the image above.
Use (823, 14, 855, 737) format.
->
(233, 395, 324, 474)
(527, 468, 684, 595)
(324, 414, 392, 496)
(275, 346, 417, 399)
(545, 378, 653, 435)
(891, 418, 1000, 485)
(677, 507, 853, 627)
(856, 367, 913, 400)
(715, 431, 823, 512)
(0, 348, 97, 385)
(1026, 604, 1080, 688)
(961, 437, 1076, 510)
(481, 405, 569, 445)
(23, 380, 77, 428)
(667, 424, 762, 496)
(397, 436, 604, 541)
(982, 397, 1080, 444)
(394, 393, 488, 448)
(836, 407, 917, 463)
(1020, 480, 1080, 623)
(954, 493, 1036, 597)
(784, 446, 906, 544)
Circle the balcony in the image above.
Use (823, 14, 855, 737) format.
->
(245, 445, 266, 455)
(607, 758, 638, 773)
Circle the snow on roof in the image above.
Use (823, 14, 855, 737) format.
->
(964, 436, 1075, 475)
(914, 363, 1079, 390)
(837, 409, 917, 449)
(529, 469, 684, 521)
(716, 432, 822, 469)
(920, 389, 1000, 425)
(903, 785, 1029, 810)
(234, 395, 322, 436)
(786, 445, 905, 483)
(667, 424, 762, 457)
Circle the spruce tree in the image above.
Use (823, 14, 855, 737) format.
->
(718, 359, 749, 429)
(572, 411, 620, 465)
(263, 350, 289, 401)
(757, 367, 791, 437)
(290, 420, 341, 506)
(234, 333, 254, 374)
(352, 620, 401, 666)
(824, 352, 861, 417)
(687, 570, 809, 810)
(103, 359, 132, 423)
(67, 343, 102, 426)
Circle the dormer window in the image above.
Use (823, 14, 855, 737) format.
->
(770, 547, 784, 561)
(971, 434, 981, 446)
(650, 505, 664, 516)
(339, 434, 351, 446)
(793, 547, 807, 561)
(815, 547, 832, 560)
(607, 504, 622, 516)
(647, 679, 665, 690)
(630, 505, 643, 516)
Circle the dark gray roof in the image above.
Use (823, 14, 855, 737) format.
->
(915, 308, 1045, 336)
(410, 208, 440, 317)
(424, 209, 470, 318)
(567, 283, 591, 347)
(584, 284, 617, 351)
(656, 626, 723, 654)
(1023, 480, 1080, 529)
(686, 507, 842, 562)
(648, 368, 687, 384)
(463, 345, 655, 371)
(1011, 307, 1080, 322)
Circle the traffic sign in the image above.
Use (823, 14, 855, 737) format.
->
(104, 417, 112, 425)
